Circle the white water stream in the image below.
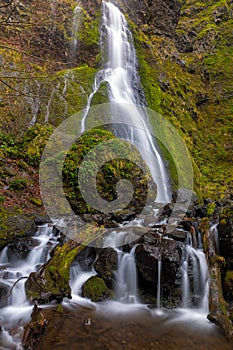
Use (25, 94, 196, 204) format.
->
(0, 225, 60, 349)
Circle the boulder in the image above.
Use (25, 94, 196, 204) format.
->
(94, 248, 118, 288)
(82, 276, 112, 302)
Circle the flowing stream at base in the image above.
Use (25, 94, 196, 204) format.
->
(0, 216, 229, 349)
(0, 225, 61, 349)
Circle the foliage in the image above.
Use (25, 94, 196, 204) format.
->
(9, 177, 27, 190)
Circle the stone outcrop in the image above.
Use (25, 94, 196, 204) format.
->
(94, 248, 118, 289)
(135, 234, 183, 306)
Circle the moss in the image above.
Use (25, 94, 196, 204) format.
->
(82, 276, 112, 302)
(22, 124, 54, 167)
(29, 197, 43, 207)
(62, 127, 156, 217)
(26, 240, 82, 302)
(9, 177, 27, 190)
(206, 202, 216, 216)
(0, 207, 35, 249)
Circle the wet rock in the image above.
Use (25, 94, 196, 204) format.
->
(0, 208, 37, 250)
(82, 276, 112, 302)
(94, 248, 118, 288)
(0, 282, 10, 307)
(218, 205, 233, 269)
(7, 236, 38, 260)
(135, 240, 183, 286)
(73, 246, 96, 270)
(169, 228, 188, 242)
(201, 219, 233, 338)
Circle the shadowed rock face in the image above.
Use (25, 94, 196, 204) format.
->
(119, 0, 182, 36)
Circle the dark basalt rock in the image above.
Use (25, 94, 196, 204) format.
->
(94, 248, 118, 289)
(7, 236, 38, 260)
(135, 239, 183, 305)
(0, 282, 10, 308)
(218, 205, 233, 269)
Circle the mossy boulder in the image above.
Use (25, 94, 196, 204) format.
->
(0, 207, 36, 249)
(62, 127, 156, 220)
(82, 275, 112, 302)
(94, 248, 118, 289)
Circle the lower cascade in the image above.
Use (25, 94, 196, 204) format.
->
(0, 204, 232, 349)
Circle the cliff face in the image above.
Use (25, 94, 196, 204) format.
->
(119, 0, 182, 36)
(0, 0, 232, 198)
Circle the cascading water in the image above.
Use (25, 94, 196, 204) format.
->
(70, 3, 82, 60)
(115, 246, 138, 304)
(181, 233, 209, 313)
(81, 1, 170, 203)
(0, 225, 60, 349)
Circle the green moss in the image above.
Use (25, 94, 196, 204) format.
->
(9, 177, 27, 190)
(22, 124, 54, 167)
(206, 202, 216, 216)
(0, 207, 35, 249)
(62, 127, 156, 216)
(82, 276, 112, 302)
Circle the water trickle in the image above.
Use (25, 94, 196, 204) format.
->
(81, 1, 170, 203)
(157, 260, 162, 309)
(70, 3, 82, 60)
(210, 223, 219, 255)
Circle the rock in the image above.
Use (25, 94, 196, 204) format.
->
(170, 228, 188, 242)
(0, 208, 37, 250)
(82, 276, 112, 302)
(201, 218, 233, 338)
(224, 270, 233, 302)
(120, 0, 182, 36)
(73, 245, 96, 270)
(7, 236, 38, 259)
(29, 197, 43, 207)
(0, 282, 10, 307)
(135, 239, 183, 305)
(94, 248, 118, 288)
(218, 205, 233, 269)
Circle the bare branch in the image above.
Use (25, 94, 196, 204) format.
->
(3, 276, 28, 299)
(0, 78, 40, 97)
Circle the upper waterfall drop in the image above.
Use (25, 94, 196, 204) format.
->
(81, 1, 171, 203)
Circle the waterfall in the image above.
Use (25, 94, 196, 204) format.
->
(81, 1, 170, 203)
(115, 246, 138, 304)
(181, 234, 209, 312)
(0, 225, 60, 348)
